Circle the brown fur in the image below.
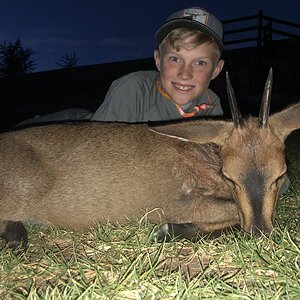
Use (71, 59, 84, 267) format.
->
(0, 103, 299, 246)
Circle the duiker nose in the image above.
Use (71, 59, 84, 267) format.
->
(250, 226, 272, 237)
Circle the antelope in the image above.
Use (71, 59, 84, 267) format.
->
(0, 69, 299, 248)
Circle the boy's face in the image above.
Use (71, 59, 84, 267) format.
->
(154, 40, 224, 106)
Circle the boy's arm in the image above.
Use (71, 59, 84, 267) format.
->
(90, 75, 143, 122)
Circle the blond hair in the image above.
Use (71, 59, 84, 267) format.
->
(159, 27, 221, 61)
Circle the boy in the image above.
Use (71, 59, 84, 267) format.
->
(17, 7, 224, 126)
(91, 6, 224, 122)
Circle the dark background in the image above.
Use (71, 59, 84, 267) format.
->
(1, 1, 300, 73)
(0, 38, 299, 130)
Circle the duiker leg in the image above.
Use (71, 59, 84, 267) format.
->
(154, 221, 240, 242)
(0, 220, 28, 249)
(153, 195, 241, 241)
(153, 223, 199, 241)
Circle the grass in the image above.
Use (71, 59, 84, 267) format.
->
(0, 131, 299, 300)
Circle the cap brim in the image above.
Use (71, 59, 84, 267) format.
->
(155, 19, 223, 51)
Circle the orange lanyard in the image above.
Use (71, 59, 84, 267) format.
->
(156, 81, 214, 118)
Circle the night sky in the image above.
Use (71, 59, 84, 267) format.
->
(1, 0, 300, 72)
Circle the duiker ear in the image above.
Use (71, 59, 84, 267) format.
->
(149, 120, 233, 145)
(269, 102, 300, 140)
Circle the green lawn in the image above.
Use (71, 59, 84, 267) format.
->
(0, 131, 299, 300)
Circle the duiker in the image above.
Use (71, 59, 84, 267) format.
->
(0, 70, 299, 248)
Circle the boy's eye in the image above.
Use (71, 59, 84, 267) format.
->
(195, 60, 207, 66)
(169, 56, 180, 62)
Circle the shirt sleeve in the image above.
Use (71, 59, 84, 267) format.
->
(90, 74, 145, 122)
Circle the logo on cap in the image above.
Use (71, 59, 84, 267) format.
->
(182, 10, 208, 26)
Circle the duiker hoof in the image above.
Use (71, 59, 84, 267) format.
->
(153, 224, 173, 242)
(1, 221, 28, 250)
(153, 223, 200, 242)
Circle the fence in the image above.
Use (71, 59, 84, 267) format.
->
(223, 10, 300, 49)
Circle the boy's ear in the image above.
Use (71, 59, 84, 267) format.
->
(211, 59, 224, 80)
(154, 50, 161, 71)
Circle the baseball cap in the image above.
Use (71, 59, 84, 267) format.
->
(155, 7, 223, 51)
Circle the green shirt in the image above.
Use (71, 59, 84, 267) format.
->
(91, 70, 223, 122)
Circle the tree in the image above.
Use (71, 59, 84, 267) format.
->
(56, 51, 80, 68)
(0, 39, 37, 77)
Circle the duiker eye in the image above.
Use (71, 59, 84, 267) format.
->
(225, 176, 236, 188)
(222, 171, 236, 187)
(276, 172, 286, 186)
(270, 172, 287, 191)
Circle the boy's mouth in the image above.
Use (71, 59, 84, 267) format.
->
(172, 82, 194, 92)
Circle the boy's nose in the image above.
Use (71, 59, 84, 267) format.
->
(178, 64, 193, 80)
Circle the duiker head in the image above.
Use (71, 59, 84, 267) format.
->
(221, 69, 287, 235)
(151, 69, 300, 235)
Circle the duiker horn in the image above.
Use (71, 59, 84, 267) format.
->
(259, 68, 273, 127)
(226, 72, 243, 128)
